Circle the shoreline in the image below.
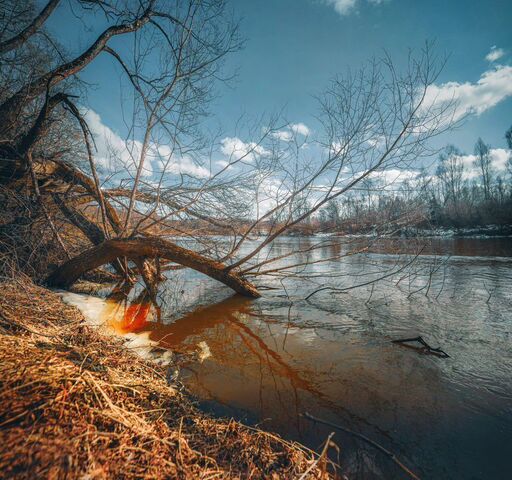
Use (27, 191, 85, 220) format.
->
(0, 278, 332, 479)
(323, 225, 512, 239)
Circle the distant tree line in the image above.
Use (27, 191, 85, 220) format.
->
(316, 126, 512, 233)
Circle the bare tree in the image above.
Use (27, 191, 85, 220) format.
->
(506, 125, 512, 150)
(506, 126, 512, 180)
(0, 0, 60, 55)
(0, 0, 247, 293)
(209, 46, 456, 282)
(436, 144, 465, 207)
(474, 137, 493, 200)
(323, 200, 340, 230)
(0, 4, 457, 302)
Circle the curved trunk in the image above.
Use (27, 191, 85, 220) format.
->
(46, 236, 261, 298)
(0, 0, 61, 54)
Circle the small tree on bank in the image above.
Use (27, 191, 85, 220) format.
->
(474, 138, 493, 201)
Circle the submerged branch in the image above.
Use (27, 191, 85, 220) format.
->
(391, 336, 450, 358)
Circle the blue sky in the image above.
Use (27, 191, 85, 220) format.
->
(213, 0, 512, 150)
(45, 0, 512, 172)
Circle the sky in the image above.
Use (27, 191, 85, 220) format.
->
(214, 0, 512, 148)
(44, 0, 512, 180)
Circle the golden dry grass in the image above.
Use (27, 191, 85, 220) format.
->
(0, 278, 333, 479)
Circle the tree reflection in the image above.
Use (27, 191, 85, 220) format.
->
(103, 288, 392, 450)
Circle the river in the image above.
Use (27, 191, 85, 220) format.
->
(62, 236, 512, 479)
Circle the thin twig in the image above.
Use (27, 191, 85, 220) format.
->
(392, 336, 450, 358)
(302, 412, 421, 480)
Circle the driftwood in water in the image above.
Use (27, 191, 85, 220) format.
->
(302, 412, 421, 480)
(392, 336, 450, 358)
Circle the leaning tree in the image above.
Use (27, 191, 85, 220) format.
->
(0, 1, 456, 299)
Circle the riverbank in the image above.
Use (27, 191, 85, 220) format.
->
(326, 224, 512, 238)
(0, 278, 332, 479)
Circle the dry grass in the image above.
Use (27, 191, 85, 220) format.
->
(0, 278, 333, 479)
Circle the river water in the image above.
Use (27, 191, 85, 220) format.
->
(62, 236, 512, 479)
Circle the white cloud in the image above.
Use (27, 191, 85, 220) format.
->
(271, 130, 293, 142)
(271, 122, 311, 142)
(424, 65, 512, 121)
(152, 153, 210, 178)
(84, 109, 133, 170)
(215, 160, 230, 169)
(326, 0, 356, 15)
(369, 168, 419, 186)
(220, 137, 270, 161)
(328, 140, 351, 157)
(323, 0, 386, 16)
(485, 46, 505, 63)
(84, 109, 210, 180)
(253, 176, 288, 217)
(290, 122, 311, 136)
(151, 143, 210, 178)
(458, 148, 511, 180)
(366, 135, 386, 148)
(490, 148, 511, 171)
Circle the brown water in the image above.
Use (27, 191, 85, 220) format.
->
(65, 236, 512, 479)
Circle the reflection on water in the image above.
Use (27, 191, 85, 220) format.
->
(86, 286, 156, 334)
(363, 235, 512, 258)
(64, 236, 512, 479)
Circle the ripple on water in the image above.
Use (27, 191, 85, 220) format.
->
(62, 237, 512, 480)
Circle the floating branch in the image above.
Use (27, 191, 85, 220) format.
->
(392, 336, 450, 358)
(302, 412, 421, 480)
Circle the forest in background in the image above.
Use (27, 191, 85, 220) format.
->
(311, 129, 512, 235)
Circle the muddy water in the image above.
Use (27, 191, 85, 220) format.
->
(64, 236, 512, 479)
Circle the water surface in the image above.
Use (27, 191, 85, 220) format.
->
(64, 236, 512, 479)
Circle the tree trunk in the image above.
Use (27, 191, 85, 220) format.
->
(52, 194, 105, 244)
(47, 236, 261, 298)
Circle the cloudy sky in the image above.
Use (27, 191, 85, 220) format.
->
(47, 0, 512, 179)
(211, 0, 512, 149)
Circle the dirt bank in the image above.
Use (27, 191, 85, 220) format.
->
(0, 278, 333, 479)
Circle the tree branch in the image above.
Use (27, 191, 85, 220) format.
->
(0, 0, 61, 54)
